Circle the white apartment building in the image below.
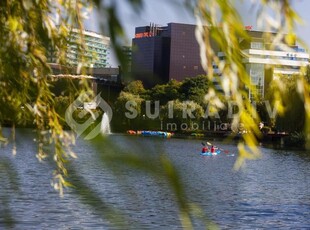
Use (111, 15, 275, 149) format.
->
(48, 29, 111, 68)
(216, 30, 309, 99)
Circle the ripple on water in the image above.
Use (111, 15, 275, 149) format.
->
(1, 130, 309, 229)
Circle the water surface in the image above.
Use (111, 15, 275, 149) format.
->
(0, 129, 309, 229)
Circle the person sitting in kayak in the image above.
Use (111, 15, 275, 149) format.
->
(202, 146, 208, 153)
(210, 145, 215, 154)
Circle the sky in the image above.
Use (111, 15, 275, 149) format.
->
(84, 0, 310, 66)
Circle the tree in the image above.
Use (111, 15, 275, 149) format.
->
(113, 91, 144, 130)
(179, 75, 210, 105)
(160, 99, 204, 132)
(146, 79, 182, 105)
(266, 75, 306, 133)
(123, 80, 146, 95)
(0, 0, 97, 194)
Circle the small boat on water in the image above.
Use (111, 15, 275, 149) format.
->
(126, 130, 173, 138)
(140, 130, 173, 138)
(200, 150, 221, 156)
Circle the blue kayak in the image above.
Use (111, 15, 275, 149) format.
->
(200, 150, 221, 156)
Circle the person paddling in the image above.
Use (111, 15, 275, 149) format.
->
(202, 146, 208, 153)
(210, 145, 215, 154)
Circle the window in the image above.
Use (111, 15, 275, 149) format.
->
(251, 42, 263, 49)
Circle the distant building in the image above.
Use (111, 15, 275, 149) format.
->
(132, 23, 206, 87)
(218, 30, 309, 99)
(48, 29, 111, 68)
(121, 46, 132, 70)
(47, 29, 123, 102)
(131, 22, 309, 98)
(118, 46, 132, 83)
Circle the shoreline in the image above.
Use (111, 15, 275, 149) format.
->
(1, 125, 306, 151)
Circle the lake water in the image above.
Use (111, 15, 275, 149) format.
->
(0, 128, 310, 229)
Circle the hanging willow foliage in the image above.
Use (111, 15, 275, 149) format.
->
(0, 0, 96, 195)
(194, 0, 310, 169)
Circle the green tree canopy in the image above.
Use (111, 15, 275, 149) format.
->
(179, 75, 210, 104)
(146, 79, 182, 105)
(266, 75, 306, 133)
(123, 80, 146, 95)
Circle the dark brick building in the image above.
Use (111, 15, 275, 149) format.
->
(132, 23, 207, 88)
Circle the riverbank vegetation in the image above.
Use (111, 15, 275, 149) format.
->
(112, 72, 309, 149)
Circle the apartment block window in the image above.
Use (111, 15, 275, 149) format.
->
(251, 42, 263, 49)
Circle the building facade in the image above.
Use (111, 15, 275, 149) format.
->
(131, 22, 309, 98)
(218, 30, 309, 99)
(132, 23, 206, 87)
(48, 29, 111, 68)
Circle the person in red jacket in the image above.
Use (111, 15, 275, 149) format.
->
(202, 146, 208, 153)
(210, 145, 215, 154)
